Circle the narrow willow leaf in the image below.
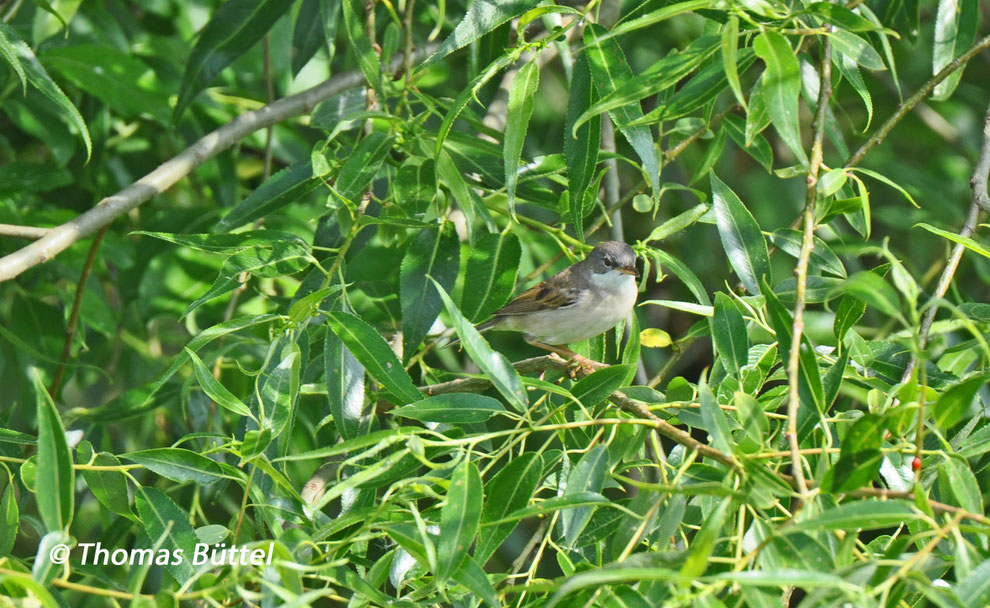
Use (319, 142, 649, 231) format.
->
(215, 161, 318, 232)
(393, 393, 505, 424)
(174, 0, 295, 121)
(424, 0, 540, 66)
(565, 52, 600, 239)
(956, 557, 990, 607)
(646, 203, 710, 243)
(430, 279, 529, 412)
(33, 531, 71, 586)
(0, 465, 17, 556)
(335, 132, 394, 202)
(933, 374, 988, 429)
(722, 17, 746, 110)
(504, 60, 540, 215)
(698, 376, 733, 455)
(0, 23, 90, 159)
(136, 487, 198, 583)
(136, 230, 307, 254)
(32, 369, 73, 533)
(400, 226, 460, 356)
(788, 500, 920, 532)
(752, 31, 808, 166)
(42, 44, 171, 125)
(437, 459, 483, 584)
(645, 248, 711, 306)
(576, 35, 721, 133)
(711, 293, 749, 377)
(435, 53, 517, 161)
(326, 311, 423, 405)
(821, 413, 885, 492)
(590, 0, 715, 42)
(325, 330, 367, 440)
(461, 232, 521, 323)
(76, 442, 131, 519)
(453, 556, 498, 608)
(916, 223, 990, 259)
(711, 172, 771, 294)
(834, 53, 873, 131)
(763, 280, 826, 418)
(769, 229, 847, 277)
(292, 0, 340, 76)
(941, 455, 981, 514)
(571, 365, 632, 407)
(185, 348, 253, 418)
(263, 343, 301, 440)
(932, 0, 978, 100)
(123, 448, 225, 485)
(476, 453, 543, 563)
(340, 0, 383, 95)
(584, 23, 660, 200)
(830, 30, 886, 71)
(833, 271, 901, 319)
(561, 446, 609, 546)
(681, 498, 731, 577)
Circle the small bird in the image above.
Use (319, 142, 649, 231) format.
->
(477, 241, 640, 360)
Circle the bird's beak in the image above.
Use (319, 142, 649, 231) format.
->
(619, 266, 640, 278)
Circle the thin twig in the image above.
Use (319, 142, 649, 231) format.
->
(901, 97, 990, 381)
(0, 223, 50, 239)
(49, 226, 109, 397)
(0, 45, 436, 282)
(845, 33, 990, 169)
(786, 39, 832, 497)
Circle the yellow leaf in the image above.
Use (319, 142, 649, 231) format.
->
(640, 328, 671, 348)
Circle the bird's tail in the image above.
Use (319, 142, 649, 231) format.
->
(440, 318, 498, 349)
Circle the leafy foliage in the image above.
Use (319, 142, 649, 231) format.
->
(1, 0, 990, 606)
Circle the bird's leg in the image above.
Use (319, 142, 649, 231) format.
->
(525, 339, 599, 377)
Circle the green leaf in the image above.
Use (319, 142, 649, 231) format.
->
(291, 0, 340, 76)
(240, 428, 271, 461)
(565, 52, 601, 240)
(769, 229, 847, 277)
(0, 23, 90, 160)
(393, 393, 505, 423)
(830, 30, 886, 71)
(698, 376, 733, 455)
(0, 465, 19, 556)
(681, 497, 731, 578)
(711, 293, 749, 378)
(453, 555, 499, 608)
(136, 487, 198, 583)
(461, 232, 521, 323)
(788, 500, 920, 532)
(645, 248, 711, 306)
(504, 60, 540, 215)
(340, 0, 382, 95)
(933, 374, 988, 429)
(940, 455, 981, 514)
(424, 0, 540, 66)
(576, 35, 721, 133)
(722, 17, 746, 110)
(33, 369, 73, 533)
(835, 54, 873, 131)
(77, 442, 134, 519)
(932, 0, 978, 100)
(430, 279, 529, 412)
(833, 271, 901, 319)
(561, 446, 609, 546)
(476, 453, 543, 563)
(437, 458, 483, 584)
(956, 558, 990, 608)
(326, 311, 423, 405)
(42, 45, 171, 125)
(806, 3, 883, 32)
(584, 23, 660, 201)
(644, 203, 709, 240)
(335, 132, 394, 203)
(400, 226, 460, 356)
(752, 31, 808, 166)
(262, 343, 301, 440)
(589, 0, 715, 42)
(711, 172, 771, 294)
(324, 329, 368, 440)
(174, 0, 295, 121)
(215, 161, 319, 232)
(137, 230, 307, 254)
(916, 222, 990, 259)
(184, 348, 253, 418)
(822, 413, 885, 492)
(123, 448, 225, 485)
(763, 280, 826, 418)
(571, 365, 632, 407)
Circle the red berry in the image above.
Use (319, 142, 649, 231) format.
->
(911, 457, 922, 471)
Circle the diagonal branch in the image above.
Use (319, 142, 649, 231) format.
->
(0, 46, 435, 283)
(901, 97, 990, 381)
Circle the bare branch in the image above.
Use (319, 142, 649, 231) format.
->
(902, 97, 990, 381)
(0, 46, 435, 282)
(0, 223, 51, 239)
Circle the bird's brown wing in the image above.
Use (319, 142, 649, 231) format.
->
(493, 272, 582, 316)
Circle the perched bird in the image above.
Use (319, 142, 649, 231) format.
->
(478, 241, 640, 359)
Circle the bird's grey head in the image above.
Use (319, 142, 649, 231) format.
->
(585, 241, 639, 277)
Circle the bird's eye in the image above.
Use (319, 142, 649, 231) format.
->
(604, 257, 613, 267)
